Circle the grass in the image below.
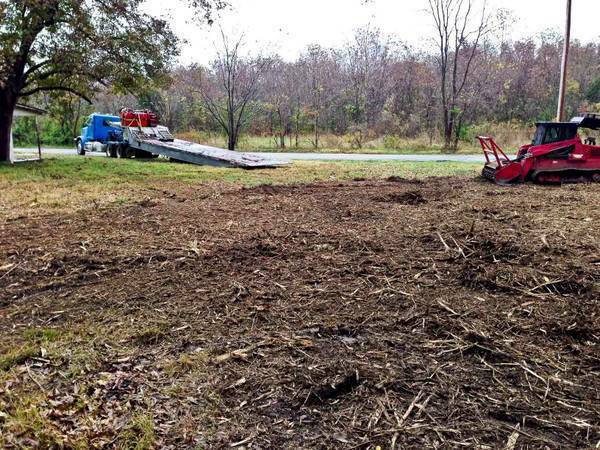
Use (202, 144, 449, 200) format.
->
(176, 131, 486, 155)
(0, 345, 39, 371)
(0, 156, 480, 183)
(0, 401, 79, 448)
(23, 328, 62, 343)
(0, 156, 481, 216)
(0, 319, 146, 448)
(132, 324, 170, 346)
(116, 413, 156, 450)
(161, 351, 211, 377)
(0, 328, 61, 374)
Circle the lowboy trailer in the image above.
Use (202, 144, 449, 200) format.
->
(75, 109, 288, 169)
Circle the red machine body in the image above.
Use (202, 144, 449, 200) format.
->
(479, 113, 600, 184)
(120, 108, 158, 128)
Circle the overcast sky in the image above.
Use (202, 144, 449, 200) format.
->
(143, 0, 600, 64)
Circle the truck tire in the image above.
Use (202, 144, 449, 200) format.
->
(106, 144, 117, 158)
(116, 144, 128, 159)
(76, 140, 85, 156)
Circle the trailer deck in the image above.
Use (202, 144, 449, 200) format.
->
(126, 127, 288, 169)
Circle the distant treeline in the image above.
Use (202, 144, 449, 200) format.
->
(17, 28, 600, 150)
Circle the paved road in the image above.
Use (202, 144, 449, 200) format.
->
(14, 147, 485, 163)
(252, 152, 484, 163)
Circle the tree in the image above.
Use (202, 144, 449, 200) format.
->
(196, 31, 271, 151)
(345, 27, 395, 132)
(587, 78, 600, 104)
(263, 58, 299, 148)
(427, 0, 497, 151)
(0, 0, 227, 162)
(139, 88, 182, 131)
(44, 92, 90, 145)
(298, 45, 339, 149)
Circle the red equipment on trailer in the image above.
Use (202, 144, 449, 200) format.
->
(479, 112, 600, 184)
(119, 108, 158, 128)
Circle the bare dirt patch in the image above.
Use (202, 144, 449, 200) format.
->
(0, 177, 599, 448)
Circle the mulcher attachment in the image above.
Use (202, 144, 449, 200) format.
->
(478, 136, 524, 185)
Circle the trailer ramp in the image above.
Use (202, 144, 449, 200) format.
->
(125, 127, 288, 169)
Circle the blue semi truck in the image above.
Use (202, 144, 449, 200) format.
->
(74, 111, 287, 168)
(75, 113, 156, 159)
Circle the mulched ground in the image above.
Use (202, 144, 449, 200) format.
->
(0, 177, 599, 449)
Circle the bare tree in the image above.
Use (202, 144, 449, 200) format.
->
(427, 0, 495, 151)
(345, 27, 395, 133)
(298, 45, 339, 149)
(262, 58, 296, 148)
(197, 30, 270, 150)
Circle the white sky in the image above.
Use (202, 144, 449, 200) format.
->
(143, 0, 600, 64)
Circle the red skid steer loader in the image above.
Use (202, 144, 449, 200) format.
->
(479, 113, 600, 184)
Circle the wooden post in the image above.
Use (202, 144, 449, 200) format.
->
(34, 117, 42, 160)
(556, 0, 572, 122)
(9, 124, 14, 163)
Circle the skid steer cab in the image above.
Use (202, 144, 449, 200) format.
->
(75, 113, 156, 159)
(479, 113, 600, 184)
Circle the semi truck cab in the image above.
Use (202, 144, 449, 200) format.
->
(76, 114, 124, 156)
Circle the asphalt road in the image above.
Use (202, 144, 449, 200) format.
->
(14, 147, 485, 163)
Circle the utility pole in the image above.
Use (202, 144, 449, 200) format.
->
(556, 0, 572, 122)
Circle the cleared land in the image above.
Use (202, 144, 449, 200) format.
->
(0, 157, 598, 448)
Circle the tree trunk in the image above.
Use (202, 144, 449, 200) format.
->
(452, 116, 463, 152)
(314, 114, 319, 149)
(228, 105, 236, 150)
(444, 122, 453, 149)
(277, 110, 285, 149)
(0, 89, 17, 162)
(72, 99, 83, 139)
(294, 110, 300, 148)
(443, 107, 455, 151)
(228, 133, 236, 151)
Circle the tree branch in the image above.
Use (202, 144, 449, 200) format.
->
(19, 86, 92, 103)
